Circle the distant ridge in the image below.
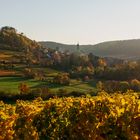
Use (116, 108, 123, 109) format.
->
(40, 39, 140, 60)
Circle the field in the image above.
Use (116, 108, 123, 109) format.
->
(0, 70, 17, 76)
(0, 76, 97, 94)
(0, 77, 45, 93)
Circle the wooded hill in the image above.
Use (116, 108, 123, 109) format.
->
(0, 26, 45, 65)
(40, 39, 140, 60)
(0, 26, 123, 69)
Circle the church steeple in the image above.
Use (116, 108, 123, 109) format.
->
(77, 42, 80, 52)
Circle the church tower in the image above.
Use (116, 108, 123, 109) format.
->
(77, 42, 80, 52)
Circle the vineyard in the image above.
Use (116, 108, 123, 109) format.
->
(0, 91, 140, 140)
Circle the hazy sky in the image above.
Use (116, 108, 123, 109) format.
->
(1, 0, 140, 44)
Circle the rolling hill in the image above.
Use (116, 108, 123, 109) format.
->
(0, 26, 44, 66)
(40, 39, 140, 60)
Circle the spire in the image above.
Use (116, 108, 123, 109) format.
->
(77, 42, 80, 52)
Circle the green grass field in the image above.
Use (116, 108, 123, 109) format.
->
(0, 76, 97, 94)
(0, 77, 46, 93)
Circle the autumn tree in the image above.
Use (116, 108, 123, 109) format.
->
(18, 82, 30, 95)
(96, 81, 104, 92)
(97, 58, 107, 67)
(53, 73, 70, 85)
(130, 79, 140, 91)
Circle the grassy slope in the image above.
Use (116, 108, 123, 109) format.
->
(0, 77, 97, 94)
(0, 45, 97, 94)
(0, 77, 45, 93)
(0, 47, 97, 94)
(0, 27, 97, 95)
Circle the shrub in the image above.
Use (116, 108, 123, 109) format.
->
(130, 79, 140, 91)
(18, 82, 30, 95)
(53, 73, 70, 85)
(119, 81, 130, 92)
(3, 92, 138, 139)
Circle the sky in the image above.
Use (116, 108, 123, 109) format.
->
(1, 0, 140, 44)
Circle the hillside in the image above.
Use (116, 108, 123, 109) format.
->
(40, 39, 140, 60)
(0, 26, 98, 95)
(90, 39, 140, 60)
(40, 41, 79, 52)
(0, 26, 44, 66)
(40, 41, 92, 53)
